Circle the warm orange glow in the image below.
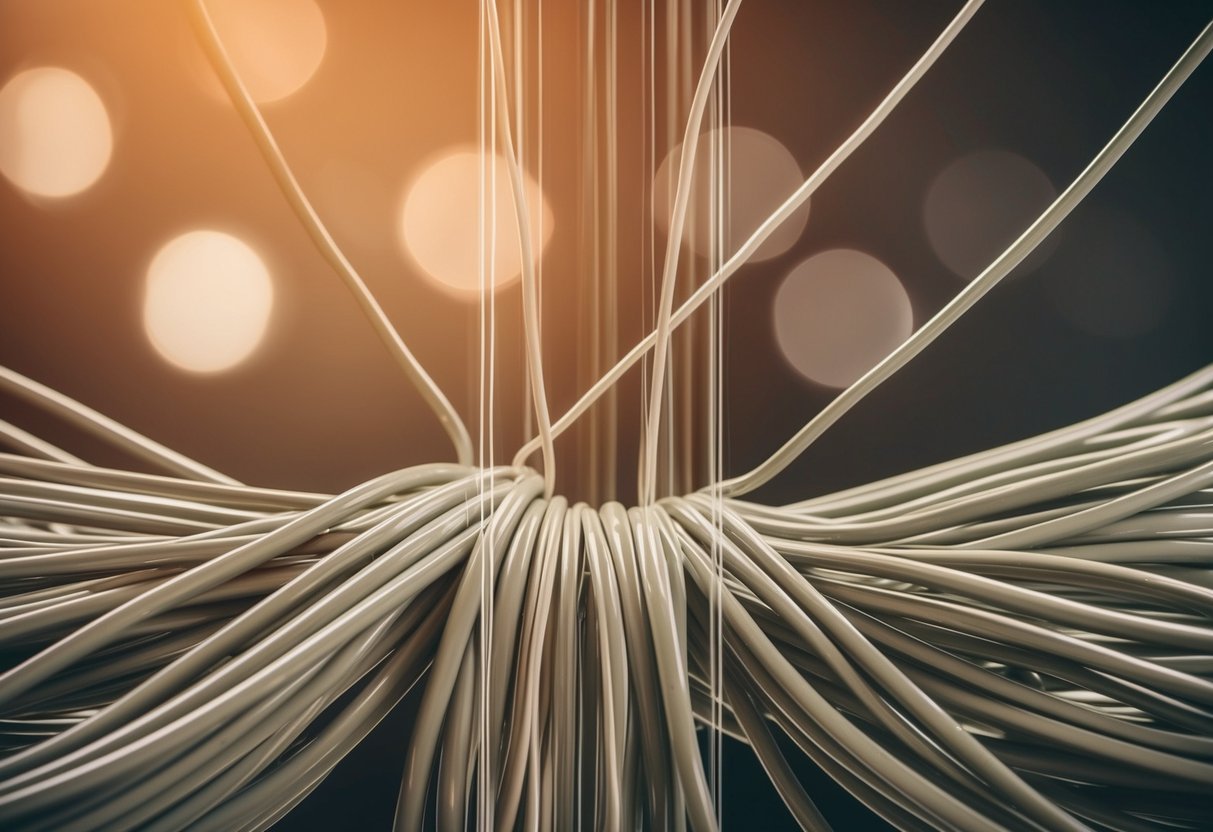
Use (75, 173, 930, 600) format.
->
(0, 67, 112, 199)
(654, 126, 809, 262)
(773, 249, 913, 388)
(203, 0, 328, 104)
(143, 230, 274, 373)
(400, 149, 554, 298)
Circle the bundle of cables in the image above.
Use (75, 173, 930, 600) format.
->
(1, 1, 1211, 830)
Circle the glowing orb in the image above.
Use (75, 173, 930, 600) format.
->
(143, 230, 275, 373)
(655, 126, 809, 262)
(202, 0, 328, 104)
(400, 149, 554, 298)
(774, 249, 913, 388)
(0, 67, 113, 198)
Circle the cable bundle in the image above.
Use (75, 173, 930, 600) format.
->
(0, 363, 1212, 830)
(1, 0, 1212, 829)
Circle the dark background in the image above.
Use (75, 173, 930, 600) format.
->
(2, 1, 1212, 828)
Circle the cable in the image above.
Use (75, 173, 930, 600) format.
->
(637, 0, 741, 505)
(512, 0, 985, 471)
(4, 361, 1213, 829)
(2, 4, 1212, 832)
(0, 365, 234, 484)
(484, 0, 557, 499)
(187, 0, 474, 467)
(719, 18, 1213, 498)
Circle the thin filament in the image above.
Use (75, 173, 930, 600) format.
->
(486, 0, 557, 498)
(638, 0, 743, 506)
(512, 0, 982, 471)
(187, 0, 474, 467)
(719, 17, 1213, 497)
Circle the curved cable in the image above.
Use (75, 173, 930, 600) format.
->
(484, 0, 557, 498)
(186, 0, 474, 467)
(513, 0, 984, 470)
(637, 0, 743, 505)
(718, 18, 1213, 496)
(4, 7, 1213, 832)
(0, 365, 235, 484)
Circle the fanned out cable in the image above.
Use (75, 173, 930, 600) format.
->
(1, 4, 1212, 832)
(3, 363, 1213, 831)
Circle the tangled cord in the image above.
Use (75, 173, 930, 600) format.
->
(1, 1, 1212, 830)
(0, 364, 1212, 830)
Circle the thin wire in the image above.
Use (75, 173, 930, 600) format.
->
(671, 0, 691, 498)
(638, 0, 743, 506)
(604, 0, 619, 504)
(719, 17, 1213, 497)
(512, 0, 982, 471)
(708, 0, 722, 819)
(5, 7, 1213, 832)
(476, 3, 488, 821)
(520, 0, 535, 448)
(0, 366, 230, 483)
(587, 0, 601, 506)
(186, 0, 474, 467)
(484, 0, 556, 499)
(641, 0, 654, 511)
(478, 2, 496, 829)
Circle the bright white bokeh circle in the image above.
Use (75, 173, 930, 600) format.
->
(773, 249, 913, 389)
(0, 67, 113, 198)
(143, 230, 274, 373)
(654, 126, 809, 262)
(400, 149, 554, 298)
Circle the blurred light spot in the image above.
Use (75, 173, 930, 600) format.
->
(925, 149, 1057, 280)
(1044, 207, 1171, 339)
(203, 0, 327, 103)
(144, 230, 274, 373)
(773, 249, 913, 389)
(400, 149, 554, 298)
(0, 67, 112, 198)
(655, 126, 808, 262)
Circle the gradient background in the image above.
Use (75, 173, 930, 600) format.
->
(2, 0, 1212, 828)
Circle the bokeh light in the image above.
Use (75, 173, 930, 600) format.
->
(654, 125, 809, 262)
(400, 149, 554, 298)
(0, 67, 113, 198)
(924, 149, 1057, 280)
(1044, 207, 1172, 339)
(143, 230, 275, 373)
(201, 0, 328, 104)
(773, 249, 913, 389)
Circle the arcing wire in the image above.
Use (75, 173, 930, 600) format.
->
(719, 18, 1213, 498)
(3, 367, 1213, 829)
(638, 0, 741, 506)
(187, 0, 474, 467)
(0, 365, 234, 484)
(513, 0, 984, 472)
(2, 4, 1213, 832)
(484, 0, 557, 499)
